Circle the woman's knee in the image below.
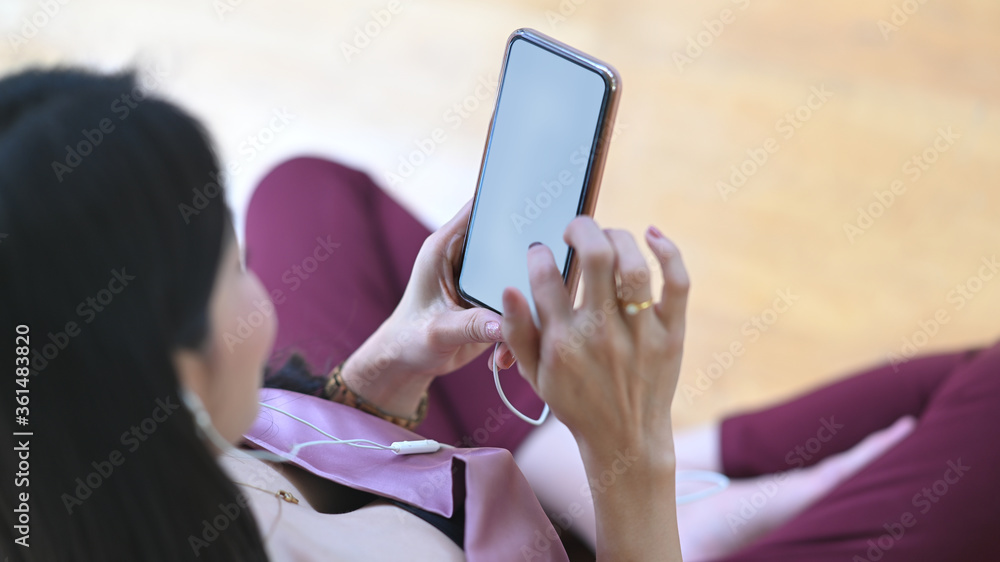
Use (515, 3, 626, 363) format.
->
(249, 155, 378, 211)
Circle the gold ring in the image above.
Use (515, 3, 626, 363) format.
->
(621, 298, 654, 316)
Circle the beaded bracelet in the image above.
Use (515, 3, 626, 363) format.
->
(322, 359, 428, 431)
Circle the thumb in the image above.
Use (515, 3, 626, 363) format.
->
(434, 308, 504, 347)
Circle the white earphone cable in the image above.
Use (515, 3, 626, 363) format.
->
(675, 469, 730, 505)
(493, 342, 549, 425)
(181, 352, 729, 503)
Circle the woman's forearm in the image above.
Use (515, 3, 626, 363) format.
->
(579, 436, 683, 561)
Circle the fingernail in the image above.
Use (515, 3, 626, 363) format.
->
(648, 225, 664, 239)
(502, 349, 515, 366)
(529, 241, 542, 249)
(486, 321, 501, 340)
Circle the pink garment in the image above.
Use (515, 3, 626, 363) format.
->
(244, 388, 569, 561)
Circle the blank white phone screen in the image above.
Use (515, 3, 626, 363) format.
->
(459, 37, 608, 321)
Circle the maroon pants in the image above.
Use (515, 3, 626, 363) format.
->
(246, 156, 999, 561)
(718, 343, 1000, 560)
(244, 156, 543, 453)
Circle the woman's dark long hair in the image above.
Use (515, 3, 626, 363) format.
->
(0, 68, 270, 561)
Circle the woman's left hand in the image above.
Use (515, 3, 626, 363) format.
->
(342, 198, 516, 413)
(387, 197, 518, 376)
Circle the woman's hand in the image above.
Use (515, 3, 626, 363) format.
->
(502, 216, 688, 458)
(340, 198, 511, 417)
(501, 216, 689, 561)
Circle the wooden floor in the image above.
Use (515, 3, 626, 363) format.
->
(4, 0, 999, 427)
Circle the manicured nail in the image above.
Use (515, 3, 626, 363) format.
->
(486, 321, 501, 340)
(648, 225, 664, 239)
(502, 349, 515, 366)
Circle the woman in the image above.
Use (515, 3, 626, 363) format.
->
(0, 68, 685, 560)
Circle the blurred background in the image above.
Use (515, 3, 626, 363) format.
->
(2, 0, 998, 428)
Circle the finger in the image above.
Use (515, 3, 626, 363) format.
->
(604, 229, 653, 308)
(564, 216, 617, 310)
(501, 286, 540, 388)
(526, 242, 572, 329)
(645, 226, 690, 333)
(500, 341, 516, 369)
(486, 341, 516, 371)
(433, 307, 504, 348)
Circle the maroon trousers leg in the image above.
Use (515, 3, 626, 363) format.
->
(716, 342, 1000, 561)
(244, 156, 541, 452)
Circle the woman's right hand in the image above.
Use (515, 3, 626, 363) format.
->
(501, 215, 688, 466)
(500, 215, 688, 561)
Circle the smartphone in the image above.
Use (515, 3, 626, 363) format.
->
(455, 28, 621, 322)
